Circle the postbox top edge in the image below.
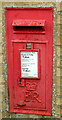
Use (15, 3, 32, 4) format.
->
(5, 7, 53, 11)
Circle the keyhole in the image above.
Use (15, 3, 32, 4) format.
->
(26, 43, 31, 49)
(19, 78, 22, 84)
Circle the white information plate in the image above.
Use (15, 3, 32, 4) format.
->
(20, 51, 38, 77)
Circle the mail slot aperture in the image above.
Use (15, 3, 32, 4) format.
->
(12, 19, 45, 34)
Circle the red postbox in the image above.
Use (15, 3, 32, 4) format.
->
(5, 8, 53, 115)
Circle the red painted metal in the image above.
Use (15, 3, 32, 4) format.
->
(12, 19, 45, 26)
(5, 8, 53, 115)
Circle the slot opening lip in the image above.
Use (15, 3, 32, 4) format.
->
(12, 19, 45, 27)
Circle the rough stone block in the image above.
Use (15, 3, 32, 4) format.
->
(0, 85, 5, 93)
(60, 47, 62, 56)
(2, 112, 11, 118)
(0, 33, 2, 42)
(55, 105, 60, 115)
(0, 75, 5, 83)
(56, 57, 60, 67)
(56, 2, 60, 11)
(57, 25, 62, 36)
(56, 47, 60, 56)
(56, 68, 60, 76)
(0, 22, 2, 33)
(0, 45, 3, 54)
(0, 13, 2, 21)
(56, 77, 60, 86)
(0, 55, 3, 63)
(56, 97, 60, 105)
(56, 86, 60, 96)
(56, 37, 61, 45)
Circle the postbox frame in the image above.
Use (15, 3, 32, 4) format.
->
(5, 7, 53, 116)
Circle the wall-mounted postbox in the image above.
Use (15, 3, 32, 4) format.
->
(5, 8, 53, 115)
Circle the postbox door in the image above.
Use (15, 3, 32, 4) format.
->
(13, 41, 48, 111)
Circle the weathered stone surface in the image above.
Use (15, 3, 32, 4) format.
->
(0, 0, 62, 118)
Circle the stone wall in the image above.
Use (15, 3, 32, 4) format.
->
(0, 0, 62, 119)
